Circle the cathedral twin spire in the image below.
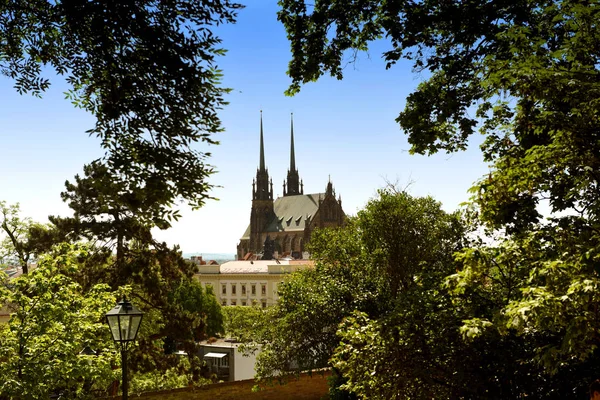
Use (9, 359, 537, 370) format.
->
(253, 111, 273, 201)
(254, 111, 303, 200)
(284, 113, 302, 196)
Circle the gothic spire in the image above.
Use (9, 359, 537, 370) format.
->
(253, 110, 271, 201)
(290, 112, 296, 172)
(259, 110, 265, 172)
(284, 112, 301, 196)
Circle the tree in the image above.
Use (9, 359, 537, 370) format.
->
(444, 231, 600, 398)
(0, 243, 119, 399)
(0, 201, 55, 274)
(1, 1, 240, 391)
(278, 0, 599, 232)
(129, 278, 223, 385)
(1, 0, 243, 212)
(52, 161, 176, 273)
(171, 279, 223, 341)
(222, 305, 267, 343)
(25, 150, 223, 386)
(255, 189, 468, 397)
(0, 201, 32, 273)
(278, 0, 600, 393)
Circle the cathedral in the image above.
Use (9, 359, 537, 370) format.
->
(237, 112, 345, 260)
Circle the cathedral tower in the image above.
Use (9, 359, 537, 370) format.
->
(249, 111, 275, 253)
(283, 113, 303, 196)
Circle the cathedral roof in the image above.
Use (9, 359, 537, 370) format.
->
(240, 193, 325, 239)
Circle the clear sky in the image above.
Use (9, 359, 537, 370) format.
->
(0, 1, 489, 254)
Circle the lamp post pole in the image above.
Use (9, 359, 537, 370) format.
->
(105, 297, 143, 400)
(121, 347, 128, 400)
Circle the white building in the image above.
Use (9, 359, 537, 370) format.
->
(199, 339, 261, 382)
(194, 259, 313, 307)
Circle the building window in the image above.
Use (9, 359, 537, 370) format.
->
(251, 284, 256, 295)
(242, 300, 247, 306)
(261, 300, 267, 308)
(261, 284, 266, 296)
(241, 284, 246, 295)
(231, 284, 237, 295)
(231, 300, 237, 306)
(221, 284, 226, 295)
(221, 300, 227, 306)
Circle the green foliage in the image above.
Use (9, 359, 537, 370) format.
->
(0, 201, 52, 273)
(0, 243, 119, 399)
(279, 0, 600, 396)
(278, 0, 600, 237)
(128, 279, 222, 386)
(171, 279, 224, 340)
(354, 188, 466, 297)
(256, 189, 467, 398)
(129, 356, 210, 395)
(222, 305, 268, 342)
(118, 251, 219, 381)
(1, 1, 240, 392)
(37, 161, 223, 379)
(1, 0, 243, 211)
(255, 239, 382, 381)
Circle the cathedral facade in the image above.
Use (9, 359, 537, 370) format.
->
(237, 113, 345, 260)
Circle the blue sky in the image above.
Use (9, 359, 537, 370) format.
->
(0, 1, 489, 254)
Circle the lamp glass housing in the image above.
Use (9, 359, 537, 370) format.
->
(105, 298, 143, 343)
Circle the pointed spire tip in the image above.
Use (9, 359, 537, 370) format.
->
(259, 111, 265, 171)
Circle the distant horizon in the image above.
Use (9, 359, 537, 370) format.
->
(182, 252, 236, 259)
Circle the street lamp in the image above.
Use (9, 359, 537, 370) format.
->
(105, 298, 143, 400)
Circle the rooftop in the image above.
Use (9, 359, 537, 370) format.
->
(195, 259, 314, 275)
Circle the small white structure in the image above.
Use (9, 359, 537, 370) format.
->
(199, 339, 261, 382)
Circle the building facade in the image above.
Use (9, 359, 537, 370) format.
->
(195, 259, 313, 307)
(237, 113, 345, 260)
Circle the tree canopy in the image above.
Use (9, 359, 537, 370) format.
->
(1, 0, 243, 211)
(256, 189, 471, 397)
(279, 0, 599, 228)
(0, 244, 119, 399)
(0, 202, 34, 273)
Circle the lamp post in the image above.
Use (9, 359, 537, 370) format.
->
(105, 298, 143, 400)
